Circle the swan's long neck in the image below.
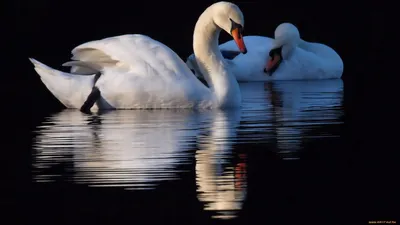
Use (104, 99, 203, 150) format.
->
(193, 9, 241, 108)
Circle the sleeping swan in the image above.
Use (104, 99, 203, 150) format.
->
(186, 23, 343, 81)
(29, 1, 247, 112)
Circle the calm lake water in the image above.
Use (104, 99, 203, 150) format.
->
(26, 80, 346, 224)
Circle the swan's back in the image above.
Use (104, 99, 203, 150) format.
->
(72, 34, 195, 81)
(284, 41, 344, 80)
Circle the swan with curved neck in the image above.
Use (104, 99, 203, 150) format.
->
(29, 1, 247, 112)
(192, 1, 247, 107)
(186, 22, 343, 81)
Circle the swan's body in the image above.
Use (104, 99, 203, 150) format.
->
(29, 35, 214, 110)
(29, 2, 247, 111)
(186, 23, 344, 81)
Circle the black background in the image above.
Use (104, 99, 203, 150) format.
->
(5, 0, 396, 224)
(6, 1, 384, 111)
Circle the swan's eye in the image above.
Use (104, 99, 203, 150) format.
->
(229, 18, 247, 54)
(269, 47, 282, 58)
(229, 18, 243, 36)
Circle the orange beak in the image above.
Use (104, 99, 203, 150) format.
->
(264, 50, 282, 75)
(266, 55, 281, 71)
(231, 28, 247, 54)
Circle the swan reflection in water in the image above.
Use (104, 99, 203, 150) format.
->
(239, 79, 344, 159)
(33, 107, 248, 218)
(32, 79, 343, 219)
(195, 109, 246, 220)
(33, 109, 210, 189)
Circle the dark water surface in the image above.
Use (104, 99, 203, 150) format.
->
(23, 80, 352, 224)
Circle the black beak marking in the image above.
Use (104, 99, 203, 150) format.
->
(269, 46, 282, 58)
(229, 18, 244, 37)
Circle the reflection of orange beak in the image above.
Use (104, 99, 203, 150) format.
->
(234, 154, 247, 189)
(231, 28, 247, 54)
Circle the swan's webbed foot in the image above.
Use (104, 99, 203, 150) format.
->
(93, 71, 102, 85)
(80, 86, 101, 114)
(80, 71, 103, 114)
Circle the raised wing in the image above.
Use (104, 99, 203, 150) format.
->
(64, 34, 195, 82)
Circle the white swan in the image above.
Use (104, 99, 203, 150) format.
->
(29, 1, 247, 112)
(186, 23, 344, 81)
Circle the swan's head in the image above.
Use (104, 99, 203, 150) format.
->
(212, 2, 247, 54)
(264, 23, 300, 75)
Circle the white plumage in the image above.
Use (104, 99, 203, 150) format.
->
(30, 2, 247, 111)
(186, 23, 344, 81)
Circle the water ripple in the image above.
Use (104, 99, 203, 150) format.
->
(32, 79, 344, 219)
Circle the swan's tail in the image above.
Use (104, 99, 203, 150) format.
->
(29, 58, 96, 109)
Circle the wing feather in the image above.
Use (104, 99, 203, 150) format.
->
(66, 34, 195, 83)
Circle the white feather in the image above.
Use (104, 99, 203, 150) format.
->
(29, 2, 246, 110)
(186, 26, 344, 81)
